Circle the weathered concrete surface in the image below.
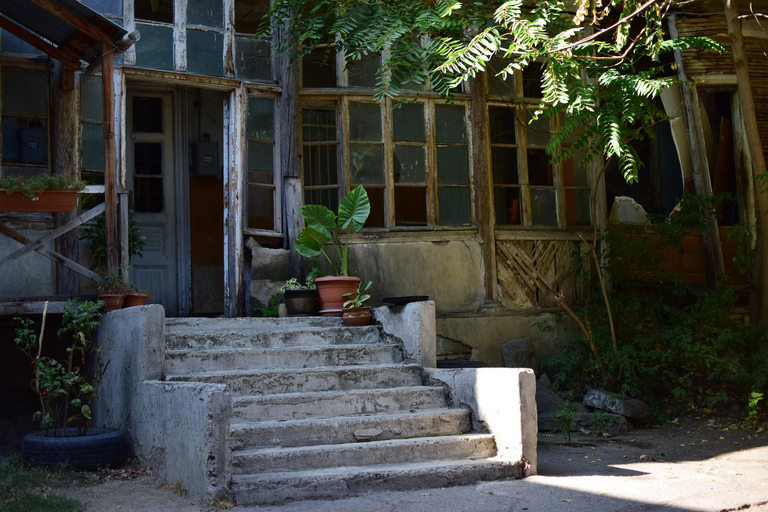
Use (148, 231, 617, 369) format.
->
(250, 246, 291, 309)
(427, 368, 538, 476)
(374, 301, 436, 368)
(93, 306, 232, 502)
(501, 336, 536, 369)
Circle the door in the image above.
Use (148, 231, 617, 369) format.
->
(127, 91, 178, 315)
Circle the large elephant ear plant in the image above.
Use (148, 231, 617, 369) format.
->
(295, 185, 370, 276)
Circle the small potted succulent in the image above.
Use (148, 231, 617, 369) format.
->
(342, 280, 372, 326)
(123, 284, 150, 308)
(280, 278, 318, 316)
(97, 272, 131, 312)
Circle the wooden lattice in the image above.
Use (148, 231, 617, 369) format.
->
(496, 240, 586, 309)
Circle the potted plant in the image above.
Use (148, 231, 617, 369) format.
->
(14, 300, 130, 470)
(0, 173, 84, 212)
(280, 278, 318, 316)
(79, 212, 146, 271)
(295, 185, 370, 316)
(97, 272, 131, 311)
(124, 284, 151, 308)
(342, 280, 373, 326)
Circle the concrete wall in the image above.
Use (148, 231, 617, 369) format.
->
(0, 228, 56, 298)
(94, 305, 232, 501)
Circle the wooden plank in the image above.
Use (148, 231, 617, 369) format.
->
(102, 46, 117, 274)
(0, 15, 81, 68)
(495, 228, 595, 241)
(0, 203, 105, 268)
(496, 246, 536, 308)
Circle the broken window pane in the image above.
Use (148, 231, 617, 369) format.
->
(487, 58, 516, 98)
(349, 102, 381, 142)
(81, 124, 105, 171)
(135, 0, 173, 23)
(492, 147, 518, 185)
(247, 97, 274, 139)
(489, 107, 516, 144)
(247, 141, 273, 175)
(349, 144, 384, 185)
(565, 189, 591, 226)
(437, 146, 469, 185)
(133, 97, 164, 133)
(435, 104, 466, 143)
(530, 187, 557, 226)
(134, 23, 174, 70)
(525, 110, 550, 147)
(187, 30, 224, 76)
(348, 54, 380, 88)
(363, 187, 386, 227)
(527, 149, 553, 186)
(562, 154, 590, 188)
(395, 186, 427, 226)
(302, 47, 336, 88)
(438, 187, 471, 226)
(80, 76, 104, 123)
(187, 0, 223, 28)
(3, 68, 46, 116)
(134, 177, 163, 212)
(236, 38, 272, 82)
(393, 145, 426, 184)
(235, 0, 270, 33)
(247, 185, 274, 230)
(392, 103, 425, 142)
(494, 186, 521, 225)
(1, 32, 44, 55)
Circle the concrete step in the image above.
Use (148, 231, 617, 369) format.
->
(165, 317, 345, 331)
(232, 386, 447, 422)
(232, 433, 496, 474)
(163, 344, 402, 374)
(164, 325, 383, 350)
(231, 458, 524, 505)
(229, 408, 471, 450)
(165, 364, 423, 396)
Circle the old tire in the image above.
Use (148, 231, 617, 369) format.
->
(21, 427, 130, 470)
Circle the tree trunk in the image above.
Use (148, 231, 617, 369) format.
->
(723, 0, 768, 326)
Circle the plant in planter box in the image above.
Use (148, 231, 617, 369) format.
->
(342, 280, 373, 326)
(0, 173, 85, 212)
(295, 186, 370, 316)
(14, 300, 130, 469)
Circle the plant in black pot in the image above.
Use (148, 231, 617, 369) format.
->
(14, 300, 130, 470)
(280, 277, 318, 316)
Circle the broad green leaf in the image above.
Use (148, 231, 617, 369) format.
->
(301, 205, 336, 237)
(295, 227, 330, 258)
(338, 185, 370, 232)
(81, 405, 91, 420)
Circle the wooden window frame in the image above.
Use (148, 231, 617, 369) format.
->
(244, 92, 281, 237)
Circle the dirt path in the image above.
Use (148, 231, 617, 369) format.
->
(54, 416, 768, 512)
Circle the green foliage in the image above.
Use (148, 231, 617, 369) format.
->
(343, 280, 373, 309)
(97, 272, 132, 295)
(79, 213, 146, 270)
(748, 392, 764, 422)
(253, 293, 282, 317)
(14, 300, 106, 437)
(0, 455, 84, 512)
(590, 409, 612, 434)
(295, 185, 370, 276)
(0, 174, 85, 198)
(553, 399, 576, 444)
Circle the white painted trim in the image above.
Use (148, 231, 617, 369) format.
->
(174, 0, 187, 72)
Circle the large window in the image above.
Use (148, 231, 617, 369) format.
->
(1, 67, 49, 178)
(246, 95, 280, 233)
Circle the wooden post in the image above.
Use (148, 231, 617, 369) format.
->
(102, 42, 118, 274)
(723, 0, 768, 325)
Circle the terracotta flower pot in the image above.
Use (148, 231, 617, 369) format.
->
(123, 294, 149, 307)
(315, 276, 361, 316)
(0, 189, 78, 212)
(98, 294, 124, 312)
(343, 306, 372, 326)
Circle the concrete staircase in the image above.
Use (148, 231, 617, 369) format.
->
(161, 317, 523, 505)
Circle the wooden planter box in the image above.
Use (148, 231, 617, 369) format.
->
(0, 189, 78, 212)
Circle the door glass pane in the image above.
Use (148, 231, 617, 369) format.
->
(435, 104, 466, 143)
(134, 23, 174, 70)
(187, 30, 224, 76)
(236, 38, 272, 81)
(492, 147, 518, 185)
(248, 141, 273, 174)
(349, 102, 381, 141)
(133, 97, 163, 133)
(437, 146, 469, 185)
(303, 47, 336, 88)
(489, 107, 516, 144)
(393, 145, 426, 184)
(530, 187, 557, 226)
(494, 186, 521, 225)
(348, 55, 381, 88)
(247, 97, 274, 139)
(134, 143, 163, 175)
(525, 111, 550, 147)
(527, 148, 552, 186)
(81, 124, 105, 171)
(248, 185, 274, 230)
(438, 187, 471, 226)
(392, 103, 425, 142)
(394, 186, 427, 226)
(349, 144, 384, 185)
(188, 0, 223, 28)
(134, 177, 163, 212)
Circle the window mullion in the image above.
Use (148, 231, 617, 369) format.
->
(516, 105, 532, 227)
(383, 99, 395, 228)
(426, 99, 437, 226)
(552, 115, 567, 229)
(341, 96, 350, 196)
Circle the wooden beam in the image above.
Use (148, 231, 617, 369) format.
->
(0, 15, 81, 68)
(102, 43, 118, 274)
(26, 0, 115, 45)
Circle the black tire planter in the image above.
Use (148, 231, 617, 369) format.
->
(284, 289, 319, 316)
(22, 427, 130, 470)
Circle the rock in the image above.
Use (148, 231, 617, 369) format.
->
(573, 412, 633, 434)
(250, 280, 283, 310)
(353, 428, 383, 441)
(251, 246, 290, 281)
(536, 384, 564, 432)
(501, 337, 536, 369)
(582, 389, 653, 426)
(608, 196, 650, 225)
(538, 373, 551, 389)
(572, 402, 590, 414)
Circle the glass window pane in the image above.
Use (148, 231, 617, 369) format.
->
(562, 152, 590, 187)
(349, 102, 381, 142)
(4, 119, 47, 165)
(489, 107, 516, 144)
(393, 145, 426, 184)
(494, 186, 521, 225)
(392, 103, 425, 142)
(530, 187, 558, 226)
(2, 68, 47, 116)
(247, 141, 273, 174)
(303, 47, 336, 88)
(526, 111, 550, 147)
(80, 75, 103, 123)
(437, 146, 469, 185)
(394, 186, 427, 226)
(303, 145, 338, 186)
(438, 187, 471, 226)
(133, 97, 163, 133)
(302, 108, 336, 142)
(134, 23, 174, 70)
(83, 0, 122, 15)
(1, 32, 44, 55)
(304, 188, 338, 212)
(349, 144, 384, 185)
(435, 104, 467, 143)
(134, 143, 163, 175)
(235, 0, 270, 33)
(187, 0, 223, 28)
(348, 55, 381, 88)
(566, 188, 591, 226)
(236, 38, 272, 82)
(248, 185, 274, 230)
(134, 177, 163, 212)
(135, 0, 172, 22)
(362, 186, 385, 228)
(492, 147, 518, 185)
(187, 30, 224, 76)
(487, 58, 515, 97)
(247, 97, 275, 139)
(522, 62, 543, 98)
(2, 117, 20, 161)
(81, 124, 105, 171)
(527, 148, 553, 186)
